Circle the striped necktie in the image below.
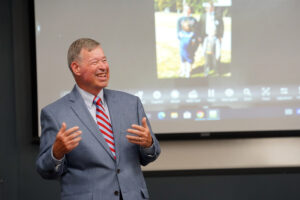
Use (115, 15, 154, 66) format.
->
(93, 96, 116, 159)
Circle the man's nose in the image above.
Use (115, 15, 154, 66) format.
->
(98, 61, 106, 69)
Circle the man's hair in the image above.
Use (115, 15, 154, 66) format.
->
(67, 38, 100, 69)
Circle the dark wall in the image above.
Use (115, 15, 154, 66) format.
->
(146, 172, 300, 200)
(1, 0, 60, 199)
(0, 0, 18, 199)
(1, 0, 300, 199)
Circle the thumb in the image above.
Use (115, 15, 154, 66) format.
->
(58, 122, 66, 135)
(142, 117, 148, 128)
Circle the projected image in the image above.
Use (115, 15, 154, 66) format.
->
(155, 0, 232, 79)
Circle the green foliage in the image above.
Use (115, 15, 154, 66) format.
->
(187, 0, 204, 13)
(155, 0, 217, 14)
(155, 0, 176, 11)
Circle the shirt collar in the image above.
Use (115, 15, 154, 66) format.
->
(76, 85, 105, 109)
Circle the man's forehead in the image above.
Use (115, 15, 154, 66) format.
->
(78, 47, 106, 62)
(81, 45, 102, 53)
(80, 46, 104, 56)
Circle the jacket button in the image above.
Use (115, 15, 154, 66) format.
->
(114, 191, 119, 196)
(117, 169, 120, 174)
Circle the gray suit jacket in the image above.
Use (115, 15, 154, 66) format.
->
(36, 86, 160, 200)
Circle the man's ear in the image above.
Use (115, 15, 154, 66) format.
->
(70, 62, 80, 76)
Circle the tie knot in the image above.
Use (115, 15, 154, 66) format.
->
(93, 96, 102, 106)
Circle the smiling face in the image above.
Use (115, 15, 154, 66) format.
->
(71, 46, 110, 95)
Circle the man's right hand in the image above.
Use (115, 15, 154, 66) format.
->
(52, 122, 82, 160)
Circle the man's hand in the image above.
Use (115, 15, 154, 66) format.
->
(52, 122, 82, 160)
(126, 117, 153, 148)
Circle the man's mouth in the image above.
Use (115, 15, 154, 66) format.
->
(96, 73, 106, 78)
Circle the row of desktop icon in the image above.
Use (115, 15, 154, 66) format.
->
(133, 87, 300, 100)
(284, 108, 300, 116)
(147, 110, 220, 120)
(147, 108, 300, 120)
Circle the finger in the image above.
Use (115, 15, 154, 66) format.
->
(70, 136, 82, 144)
(130, 124, 145, 132)
(127, 128, 143, 137)
(126, 135, 141, 141)
(66, 137, 82, 151)
(127, 139, 141, 145)
(71, 141, 81, 149)
(142, 117, 148, 128)
(66, 131, 82, 140)
(63, 126, 80, 136)
(126, 135, 142, 145)
(58, 122, 67, 135)
(66, 136, 82, 147)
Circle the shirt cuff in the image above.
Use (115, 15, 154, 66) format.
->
(141, 143, 155, 157)
(51, 145, 64, 165)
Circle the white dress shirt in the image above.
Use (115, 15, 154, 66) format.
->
(76, 85, 111, 122)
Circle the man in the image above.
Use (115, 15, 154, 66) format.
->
(197, 2, 224, 43)
(36, 38, 161, 200)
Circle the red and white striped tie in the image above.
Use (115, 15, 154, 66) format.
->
(93, 96, 116, 159)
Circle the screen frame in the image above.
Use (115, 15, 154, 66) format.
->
(30, 0, 300, 142)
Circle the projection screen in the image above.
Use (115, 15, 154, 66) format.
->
(34, 0, 300, 135)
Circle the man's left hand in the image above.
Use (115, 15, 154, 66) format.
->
(126, 117, 153, 148)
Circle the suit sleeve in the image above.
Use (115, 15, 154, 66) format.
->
(36, 108, 66, 179)
(136, 98, 161, 166)
(216, 15, 224, 39)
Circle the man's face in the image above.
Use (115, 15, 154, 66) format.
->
(186, 7, 191, 15)
(206, 4, 214, 13)
(72, 46, 110, 95)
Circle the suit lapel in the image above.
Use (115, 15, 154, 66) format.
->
(104, 89, 121, 164)
(69, 86, 115, 160)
